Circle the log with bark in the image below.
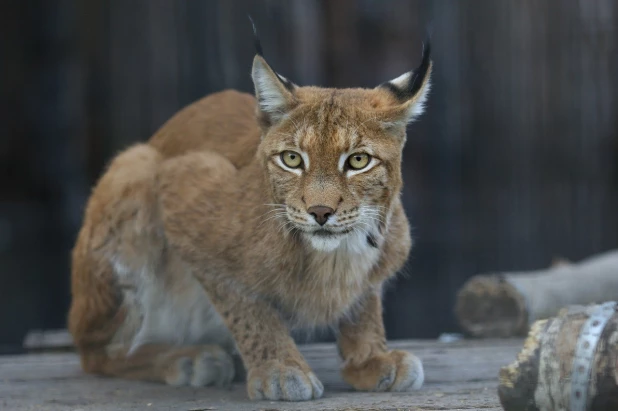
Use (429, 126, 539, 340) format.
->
(455, 250, 618, 338)
(498, 302, 618, 410)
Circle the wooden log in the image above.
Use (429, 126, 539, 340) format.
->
(498, 302, 618, 410)
(455, 249, 618, 338)
(23, 329, 74, 352)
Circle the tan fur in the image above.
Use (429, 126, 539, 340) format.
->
(69, 51, 432, 401)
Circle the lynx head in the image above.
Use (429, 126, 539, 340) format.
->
(251, 26, 432, 253)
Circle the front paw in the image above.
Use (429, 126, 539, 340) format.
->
(341, 349, 424, 392)
(247, 360, 324, 401)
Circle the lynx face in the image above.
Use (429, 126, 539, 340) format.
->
(253, 43, 431, 252)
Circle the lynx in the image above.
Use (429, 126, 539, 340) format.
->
(68, 30, 432, 401)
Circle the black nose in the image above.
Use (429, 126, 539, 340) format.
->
(307, 205, 335, 226)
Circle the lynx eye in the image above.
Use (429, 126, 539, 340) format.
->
(281, 151, 303, 168)
(347, 153, 370, 170)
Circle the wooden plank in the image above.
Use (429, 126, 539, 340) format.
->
(22, 329, 73, 352)
(1, 339, 523, 410)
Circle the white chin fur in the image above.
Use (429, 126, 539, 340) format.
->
(304, 229, 373, 254)
(306, 235, 343, 252)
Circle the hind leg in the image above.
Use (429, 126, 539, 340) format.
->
(70, 144, 239, 387)
(80, 344, 236, 387)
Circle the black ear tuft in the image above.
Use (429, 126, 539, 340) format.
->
(408, 33, 431, 98)
(248, 15, 263, 57)
(380, 30, 432, 102)
(249, 15, 296, 96)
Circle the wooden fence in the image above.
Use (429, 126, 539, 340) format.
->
(1, 0, 616, 346)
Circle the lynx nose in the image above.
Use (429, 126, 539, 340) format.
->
(307, 205, 335, 226)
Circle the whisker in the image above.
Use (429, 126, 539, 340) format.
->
(362, 210, 385, 216)
(257, 213, 288, 228)
(276, 220, 293, 234)
(355, 222, 373, 234)
(284, 224, 297, 237)
(251, 209, 285, 224)
(363, 214, 383, 226)
(352, 225, 370, 240)
(364, 217, 386, 227)
(256, 207, 285, 216)
(251, 203, 287, 223)
(361, 210, 386, 219)
(264, 210, 287, 221)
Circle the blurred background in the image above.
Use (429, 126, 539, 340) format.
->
(1, 0, 617, 353)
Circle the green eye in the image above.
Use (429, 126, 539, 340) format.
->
(347, 153, 370, 170)
(281, 151, 303, 168)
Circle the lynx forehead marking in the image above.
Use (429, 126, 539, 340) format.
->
(298, 125, 316, 152)
(334, 125, 347, 147)
(297, 124, 364, 172)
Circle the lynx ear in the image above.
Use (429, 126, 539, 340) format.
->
(249, 17, 296, 127)
(378, 36, 432, 124)
(252, 56, 296, 125)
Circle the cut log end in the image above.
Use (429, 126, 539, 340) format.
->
(455, 275, 529, 338)
(498, 303, 618, 411)
(456, 250, 618, 338)
(498, 319, 546, 411)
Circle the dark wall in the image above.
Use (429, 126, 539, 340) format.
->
(1, 0, 617, 351)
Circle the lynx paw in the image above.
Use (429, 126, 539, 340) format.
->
(341, 349, 424, 392)
(165, 346, 235, 387)
(247, 360, 324, 401)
